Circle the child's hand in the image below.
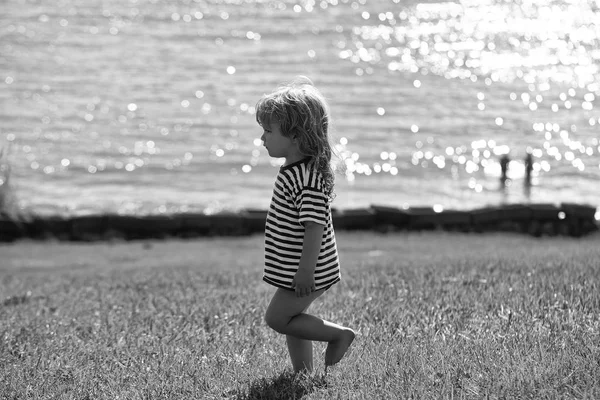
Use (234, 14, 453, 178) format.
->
(291, 270, 316, 297)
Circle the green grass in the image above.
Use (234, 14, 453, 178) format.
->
(1, 232, 600, 399)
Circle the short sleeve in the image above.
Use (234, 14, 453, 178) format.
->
(297, 185, 329, 226)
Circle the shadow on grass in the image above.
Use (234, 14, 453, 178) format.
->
(235, 370, 327, 400)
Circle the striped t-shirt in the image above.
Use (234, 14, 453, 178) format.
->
(263, 157, 341, 291)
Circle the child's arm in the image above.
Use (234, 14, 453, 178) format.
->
(292, 221, 324, 297)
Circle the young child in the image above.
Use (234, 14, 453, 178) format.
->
(256, 77, 355, 373)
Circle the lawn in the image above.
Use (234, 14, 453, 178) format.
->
(1, 232, 599, 399)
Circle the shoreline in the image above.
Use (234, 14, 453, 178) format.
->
(0, 202, 597, 243)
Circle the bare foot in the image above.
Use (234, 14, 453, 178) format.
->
(325, 329, 355, 366)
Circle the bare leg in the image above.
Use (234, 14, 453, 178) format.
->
(265, 288, 355, 370)
(286, 300, 315, 373)
(286, 335, 313, 373)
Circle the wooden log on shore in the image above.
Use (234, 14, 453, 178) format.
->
(103, 215, 182, 240)
(370, 205, 410, 232)
(71, 215, 110, 241)
(435, 210, 472, 231)
(470, 207, 503, 232)
(561, 203, 598, 237)
(332, 208, 375, 231)
(530, 203, 561, 221)
(0, 216, 27, 242)
(498, 204, 533, 233)
(406, 207, 438, 230)
(208, 212, 248, 236)
(500, 204, 533, 221)
(0, 203, 597, 242)
(29, 216, 72, 240)
(527, 204, 561, 237)
(243, 209, 268, 234)
(177, 213, 211, 237)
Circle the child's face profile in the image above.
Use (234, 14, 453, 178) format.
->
(260, 121, 297, 159)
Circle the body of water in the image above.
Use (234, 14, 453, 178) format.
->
(1, 0, 599, 216)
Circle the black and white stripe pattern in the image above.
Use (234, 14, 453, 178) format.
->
(263, 157, 340, 291)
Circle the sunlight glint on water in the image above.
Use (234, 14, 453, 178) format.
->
(1, 0, 599, 215)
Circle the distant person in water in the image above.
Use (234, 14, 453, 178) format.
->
(523, 151, 533, 199)
(499, 154, 510, 189)
(524, 151, 533, 187)
(255, 76, 355, 373)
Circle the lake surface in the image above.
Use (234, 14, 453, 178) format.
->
(1, 0, 599, 216)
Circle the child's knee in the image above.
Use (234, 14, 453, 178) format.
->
(264, 309, 286, 333)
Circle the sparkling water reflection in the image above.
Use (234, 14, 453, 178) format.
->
(0, 0, 598, 216)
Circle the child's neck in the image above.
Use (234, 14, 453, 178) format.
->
(283, 151, 306, 167)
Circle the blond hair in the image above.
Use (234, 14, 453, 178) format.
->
(256, 77, 336, 202)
